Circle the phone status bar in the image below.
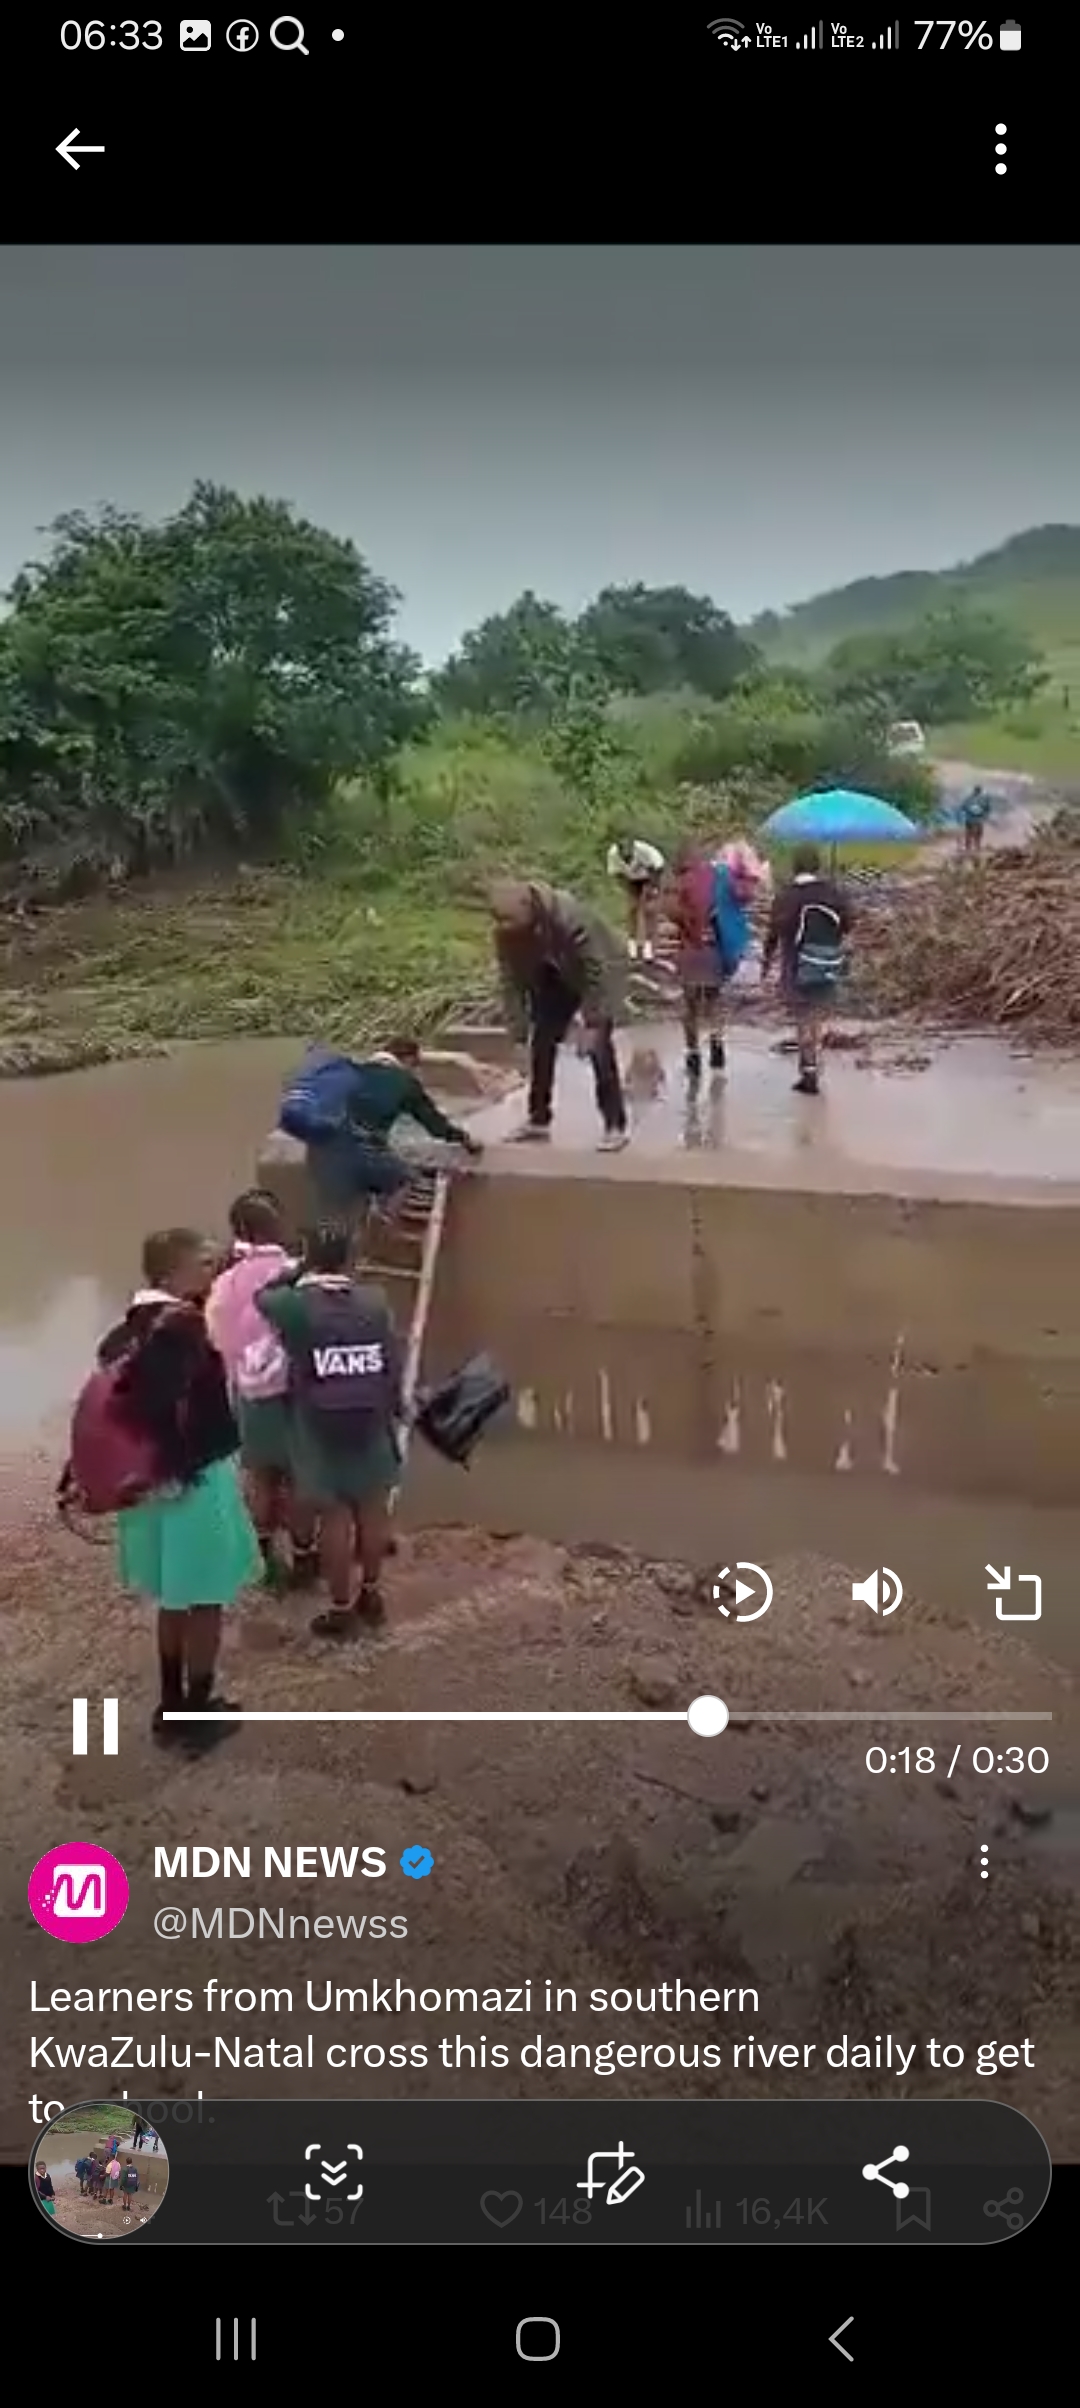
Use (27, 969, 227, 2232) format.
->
(705, 19, 1023, 49)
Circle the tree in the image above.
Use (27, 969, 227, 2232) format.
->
(823, 608, 1047, 726)
(574, 583, 758, 700)
(0, 483, 426, 879)
(540, 678, 628, 811)
(430, 592, 580, 720)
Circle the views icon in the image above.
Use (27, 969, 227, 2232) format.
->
(28, 1843, 130, 1942)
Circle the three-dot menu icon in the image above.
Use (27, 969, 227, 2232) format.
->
(995, 122, 1007, 173)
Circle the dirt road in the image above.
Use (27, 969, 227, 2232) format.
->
(931, 757, 1059, 851)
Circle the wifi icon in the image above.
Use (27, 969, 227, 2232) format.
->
(706, 15, 746, 41)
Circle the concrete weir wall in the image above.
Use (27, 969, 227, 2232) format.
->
(426, 1166, 1080, 1507)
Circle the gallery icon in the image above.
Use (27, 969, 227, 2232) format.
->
(28, 1843, 130, 1942)
(180, 19, 212, 46)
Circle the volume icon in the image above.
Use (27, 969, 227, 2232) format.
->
(852, 1568, 903, 1615)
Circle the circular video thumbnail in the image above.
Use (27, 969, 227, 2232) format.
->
(31, 2103, 169, 2237)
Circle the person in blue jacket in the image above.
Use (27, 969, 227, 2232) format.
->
(707, 845, 762, 1070)
(280, 1037, 481, 1222)
(959, 785, 991, 857)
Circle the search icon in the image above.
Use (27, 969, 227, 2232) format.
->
(270, 14, 308, 49)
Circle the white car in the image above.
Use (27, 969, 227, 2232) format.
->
(887, 719, 926, 757)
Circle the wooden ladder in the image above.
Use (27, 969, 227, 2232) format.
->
(358, 1165, 451, 1490)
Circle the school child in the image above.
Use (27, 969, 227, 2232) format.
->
(105, 2155, 121, 2203)
(278, 1037, 480, 1227)
(120, 2159, 139, 2200)
(762, 844, 854, 1096)
(205, 1190, 319, 1591)
(75, 2155, 89, 2194)
(606, 834, 666, 960)
(256, 1225, 402, 1641)
(93, 1228, 261, 1747)
(35, 2163, 56, 2215)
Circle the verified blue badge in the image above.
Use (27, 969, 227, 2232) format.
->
(400, 1845, 434, 1880)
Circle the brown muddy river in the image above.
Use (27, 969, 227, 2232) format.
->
(0, 1040, 299, 1441)
(5, 1022, 1080, 1448)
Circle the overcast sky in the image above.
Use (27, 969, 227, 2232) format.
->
(1, 245, 1078, 662)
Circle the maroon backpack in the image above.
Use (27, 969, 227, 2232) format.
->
(63, 1362, 161, 1517)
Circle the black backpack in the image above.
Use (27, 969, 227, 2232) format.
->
(294, 1281, 399, 1450)
(794, 898, 845, 994)
(415, 1355, 511, 1465)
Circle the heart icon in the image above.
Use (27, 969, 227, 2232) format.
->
(480, 2189, 523, 2227)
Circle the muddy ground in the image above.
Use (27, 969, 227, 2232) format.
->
(3, 1446, 1076, 2162)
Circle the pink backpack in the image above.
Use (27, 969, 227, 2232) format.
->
(208, 1248, 292, 1403)
(235, 1330, 291, 1402)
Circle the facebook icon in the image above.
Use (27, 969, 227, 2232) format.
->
(226, 18, 260, 46)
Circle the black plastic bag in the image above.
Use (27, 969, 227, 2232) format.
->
(414, 1354, 511, 1466)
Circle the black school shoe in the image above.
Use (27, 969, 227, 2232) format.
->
(310, 1606, 360, 1641)
(150, 1705, 183, 1747)
(793, 1068, 821, 1096)
(709, 1034, 726, 1072)
(310, 1585, 386, 1640)
(685, 1049, 702, 1082)
(179, 1695, 243, 1753)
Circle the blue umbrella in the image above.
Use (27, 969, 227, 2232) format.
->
(759, 789, 921, 848)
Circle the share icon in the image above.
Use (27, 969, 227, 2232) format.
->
(862, 2144, 911, 2199)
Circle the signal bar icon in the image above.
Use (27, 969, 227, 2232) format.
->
(795, 21, 824, 41)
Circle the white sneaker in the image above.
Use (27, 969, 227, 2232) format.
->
(597, 1128, 630, 1153)
(508, 1122, 551, 1144)
(642, 941, 654, 962)
(628, 939, 639, 961)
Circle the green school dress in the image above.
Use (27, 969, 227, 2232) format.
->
(236, 1394, 294, 1475)
(288, 1418, 400, 1511)
(117, 1457, 262, 1611)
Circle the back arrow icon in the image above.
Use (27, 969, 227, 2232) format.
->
(829, 2317, 854, 2363)
(57, 129, 105, 169)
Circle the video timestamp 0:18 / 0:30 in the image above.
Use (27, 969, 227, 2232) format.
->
(866, 1746, 1048, 1775)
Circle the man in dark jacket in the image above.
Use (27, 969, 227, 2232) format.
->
(762, 845, 854, 1096)
(489, 880, 629, 1149)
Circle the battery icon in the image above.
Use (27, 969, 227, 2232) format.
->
(999, 18, 1020, 43)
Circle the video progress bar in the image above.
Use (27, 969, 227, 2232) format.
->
(166, 1709, 1053, 1725)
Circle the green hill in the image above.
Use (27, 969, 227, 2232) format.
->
(747, 526, 1080, 776)
(748, 525, 1080, 664)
